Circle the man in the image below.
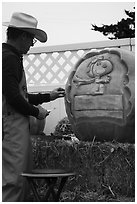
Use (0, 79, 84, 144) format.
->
(2, 12, 65, 202)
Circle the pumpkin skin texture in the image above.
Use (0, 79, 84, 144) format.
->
(65, 48, 135, 143)
(29, 116, 45, 135)
(29, 105, 46, 135)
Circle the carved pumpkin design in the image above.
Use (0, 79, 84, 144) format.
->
(65, 48, 135, 143)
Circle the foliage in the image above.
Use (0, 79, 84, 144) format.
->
(91, 7, 135, 39)
(53, 117, 74, 137)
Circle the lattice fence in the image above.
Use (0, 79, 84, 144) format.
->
(23, 49, 85, 90)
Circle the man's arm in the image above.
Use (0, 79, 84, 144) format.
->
(28, 93, 50, 105)
(2, 55, 39, 117)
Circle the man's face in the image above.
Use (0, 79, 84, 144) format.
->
(20, 33, 37, 54)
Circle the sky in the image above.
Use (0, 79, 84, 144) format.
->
(2, 1, 135, 46)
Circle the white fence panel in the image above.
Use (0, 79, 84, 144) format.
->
(23, 38, 135, 134)
(131, 38, 135, 51)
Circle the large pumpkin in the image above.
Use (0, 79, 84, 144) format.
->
(65, 48, 135, 143)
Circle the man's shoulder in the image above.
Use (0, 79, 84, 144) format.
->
(2, 43, 19, 63)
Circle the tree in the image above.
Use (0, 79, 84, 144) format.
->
(91, 7, 135, 39)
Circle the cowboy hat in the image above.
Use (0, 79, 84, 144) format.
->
(2, 12, 47, 43)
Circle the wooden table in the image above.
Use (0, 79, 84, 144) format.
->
(21, 169, 76, 201)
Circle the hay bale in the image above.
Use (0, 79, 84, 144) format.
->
(31, 136, 135, 199)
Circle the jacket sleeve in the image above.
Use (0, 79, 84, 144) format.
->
(28, 93, 50, 106)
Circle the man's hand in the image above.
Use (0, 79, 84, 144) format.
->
(37, 105, 50, 120)
(50, 87, 65, 101)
